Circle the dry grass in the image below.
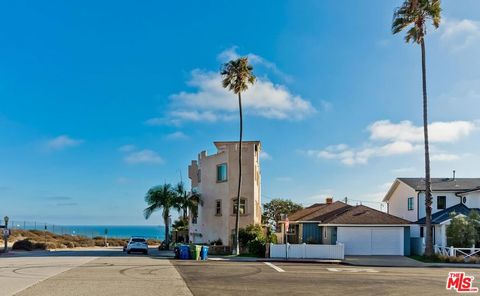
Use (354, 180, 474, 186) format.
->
(2, 229, 160, 251)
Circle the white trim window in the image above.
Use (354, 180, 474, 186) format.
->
(233, 198, 246, 215)
(407, 197, 414, 211)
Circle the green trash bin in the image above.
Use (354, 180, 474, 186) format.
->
(189, 245, 201, 260)
(194, 245, 202, 260)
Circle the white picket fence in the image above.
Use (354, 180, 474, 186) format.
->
(434, 245, 480, 260)
(270, 243, 344, 260)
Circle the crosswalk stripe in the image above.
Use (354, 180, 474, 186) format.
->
(264, 262, 285, 272)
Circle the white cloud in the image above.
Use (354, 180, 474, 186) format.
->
(124, 149, 163, 165)
(307, 141, 421, 165)
(168, 69, 315, 121)
(46, 135, 83, 151)
(260, 151, 272, 160)
(431, 153, 460, 162)
(307, 119, 478, 165)
(165, 131, 188, 140)
(440, 18, 480, 50)
(146, 48, 316, 125)
(369, 120, 476, 143)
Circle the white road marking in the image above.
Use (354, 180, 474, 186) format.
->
(264, 262, 285, 272)
(327, 268, 378, 273)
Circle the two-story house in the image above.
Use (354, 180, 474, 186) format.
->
(187, 141, 262, 247)
(383, 176, 480, 248)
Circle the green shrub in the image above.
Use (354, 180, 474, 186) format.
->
(33, 242, 48, 250)
(246, 239, 266, 257)
(239, 224, 264, 247)
(12, 239, 34, 251)
(267, 233, 278, 244)
(239, 224, 267, 257)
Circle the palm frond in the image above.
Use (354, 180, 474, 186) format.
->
(143, 183, 176, 220)
(392, 0, 441, 44)
(221, 57, 256, 95)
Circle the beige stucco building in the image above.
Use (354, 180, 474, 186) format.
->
(188, 141, 262, 246)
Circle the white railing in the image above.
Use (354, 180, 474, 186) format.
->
(434, 244, 480, 260)
(270, 243, 344, 260)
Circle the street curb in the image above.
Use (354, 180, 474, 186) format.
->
(338, 262, 480, 269)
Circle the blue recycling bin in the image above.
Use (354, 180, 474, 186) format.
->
(200, 245, 209, 260)
(179, 245, 190, 259)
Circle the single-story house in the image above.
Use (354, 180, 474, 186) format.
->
(280, 199, 411, 255)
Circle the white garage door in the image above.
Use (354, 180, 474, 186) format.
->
(337, 227, 404, 255)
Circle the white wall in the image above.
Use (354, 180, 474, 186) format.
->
(418, 192, 461, 219)
(464, 192, 480, 208)
(387, 181, 418, 222)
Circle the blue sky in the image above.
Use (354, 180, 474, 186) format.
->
(1, 1, 479, 225)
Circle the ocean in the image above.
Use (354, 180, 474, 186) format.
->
(11, 224, 166, 240)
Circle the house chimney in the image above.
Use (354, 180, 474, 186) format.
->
(325, 197, 333, 204)
(453, 170, 456, 180)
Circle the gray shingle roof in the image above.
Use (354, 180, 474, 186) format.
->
(398, 178, 480, 192)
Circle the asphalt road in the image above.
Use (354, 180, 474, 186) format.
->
(2, 249, 480, 296)
(172, 260, 480, 296)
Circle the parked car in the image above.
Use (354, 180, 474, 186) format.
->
(126, 237, 148, 255)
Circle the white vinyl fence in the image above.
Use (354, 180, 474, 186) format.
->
(435, 245, 480, 260)
(270, 243, 344, 260)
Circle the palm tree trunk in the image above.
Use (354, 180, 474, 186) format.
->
(164, 211, 170, 248)
(233, 92, 243, 255)
(421, 39, 433, 257)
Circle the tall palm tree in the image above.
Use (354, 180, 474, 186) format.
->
(174, 181, 202, 220)
(392, 0, 441, 257)
(221, 57, 256, 255)
(144, 183, 177, 247)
